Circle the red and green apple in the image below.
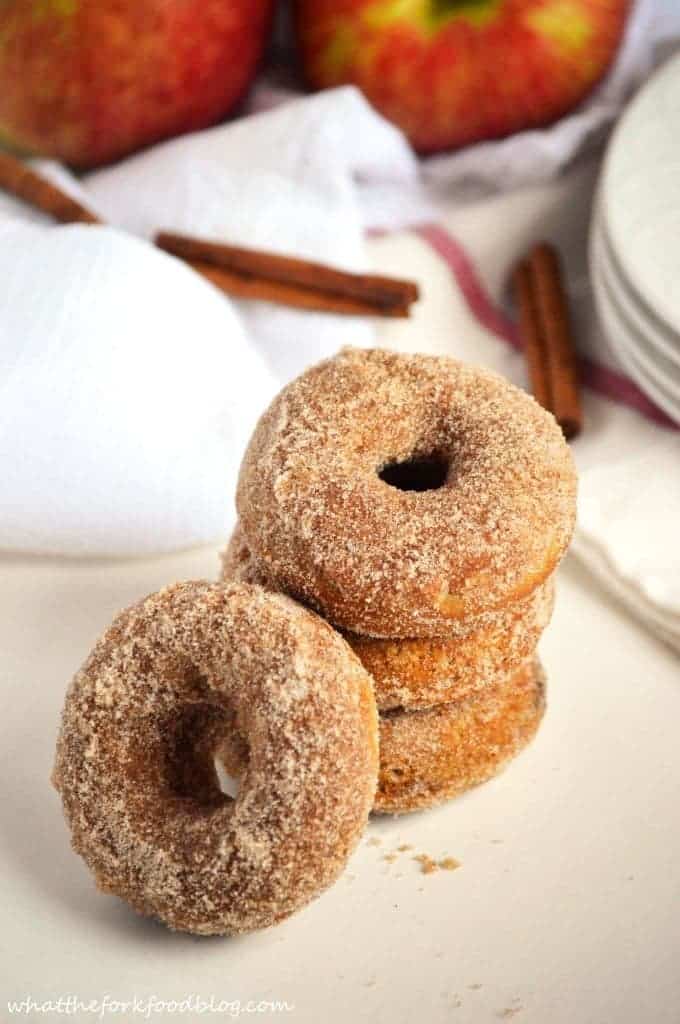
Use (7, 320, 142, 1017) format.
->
(0, 0, 274, 168)
(294, 0, 631, 152)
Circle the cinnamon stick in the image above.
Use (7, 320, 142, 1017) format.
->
(0, 151, 100, 224)
(189, 259, 410, 317)
(512, 243, 582, 439)
(511, 260, 553, 412)
(156, 231, 418, 314)
(0, 152, 416, 318)
(527, 243, 582, 440)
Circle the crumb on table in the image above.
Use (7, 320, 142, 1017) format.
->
(413, 853, 461, 874)
(414, 854, 438, 874)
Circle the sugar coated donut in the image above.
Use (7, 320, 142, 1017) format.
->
(53, 581, 379, 935)
(375, 658, 546, 814)
(221, 523, 554, 710)
(237, 347, 576, 638)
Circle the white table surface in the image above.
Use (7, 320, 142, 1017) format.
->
(1, 542, 679, 1024)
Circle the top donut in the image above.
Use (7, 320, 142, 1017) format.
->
(237, 348, 577, 638)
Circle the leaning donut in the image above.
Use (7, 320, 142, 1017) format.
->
(237, 347, 576, 638)
(53, 581, 378, 935)
(375, 657, 545, 814)
(221, 522, 554, 710)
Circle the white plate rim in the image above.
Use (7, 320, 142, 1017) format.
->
(600, 52, 680, 336)
(594, 210, 680, 373)
(594, 218, 680, 385)
(591, 230, 680, 424)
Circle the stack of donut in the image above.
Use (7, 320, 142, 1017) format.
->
(225, 347, 577, 814)
(53, 346, 576, 936)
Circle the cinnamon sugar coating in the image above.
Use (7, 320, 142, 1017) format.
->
(236, 348, 576, 638)
(375, 658, 546, 815)
(52, 581, 378, 935)
(221, 523, 554, 711)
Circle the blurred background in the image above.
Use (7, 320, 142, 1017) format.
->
(0, 0, 678, 648)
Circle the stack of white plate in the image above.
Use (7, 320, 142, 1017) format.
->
(591, 53, 680, 425)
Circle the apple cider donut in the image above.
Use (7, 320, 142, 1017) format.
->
(375, 658, 546, 815)
(237, 348, 576, 639)
(53, 581, 378, 935)
(220, 522, 555, 711)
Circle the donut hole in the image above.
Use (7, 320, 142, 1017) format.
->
(379, 455, 449, 492)
(214, 731, 250, 800)
(214, 758, 241, 799)
(162, 703, 232, 810)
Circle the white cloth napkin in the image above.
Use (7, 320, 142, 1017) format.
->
(0, 222, 277, 556)
(0, 89, 427, 556)
(81, 87, 433, 381)
(574, 430, 680, 654)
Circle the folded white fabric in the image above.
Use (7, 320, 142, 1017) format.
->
(0, 89, 427, 556)
(80, 87, 430, 381)
(575, 438, 680, 654)
(562, 423, 680, 655)
(0, 223, 276, 556)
